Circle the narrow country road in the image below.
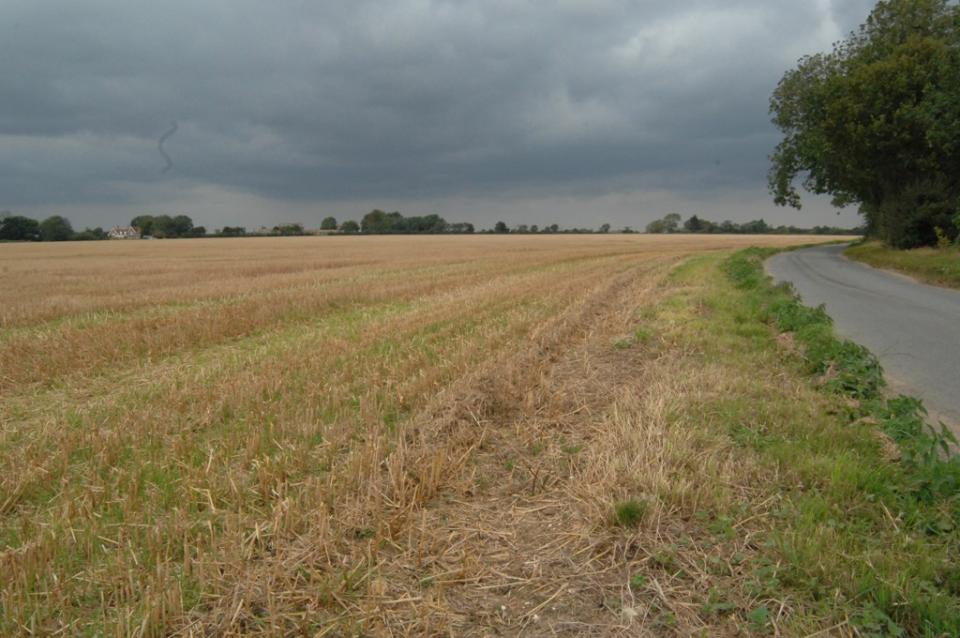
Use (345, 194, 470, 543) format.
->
(767, 243, 960, 429)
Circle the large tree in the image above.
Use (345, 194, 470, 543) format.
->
(39, 215, 74, 241)
(769, 0, 960, 247)
(130, 215, 155, 236)
(0, 215, 40, 241)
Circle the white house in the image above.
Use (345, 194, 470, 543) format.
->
(108, 226, 141, 240)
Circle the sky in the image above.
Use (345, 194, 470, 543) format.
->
(1, 0, 875, 231)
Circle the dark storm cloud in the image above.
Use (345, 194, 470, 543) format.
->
(0, 0, 875, 226)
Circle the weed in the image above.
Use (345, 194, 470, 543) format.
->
(629, 574, 647, 589)
(613, 499, 648, 527)
(560, 442, 582, 455)
(701, 587, 736, 616)
(633, 326, 654, 344)
(935, 227, 952, 250)
(852, 604, 905, 637)
(747, 605, 770, 630)
(652, 545, 678, 571)
(707, 516, 736, 540)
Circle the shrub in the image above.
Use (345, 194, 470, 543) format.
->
(935, 227, 952, 250)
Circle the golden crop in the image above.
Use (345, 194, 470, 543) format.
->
(0, 234, 842, 636)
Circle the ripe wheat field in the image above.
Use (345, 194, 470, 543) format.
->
(1, 234, 848, 636)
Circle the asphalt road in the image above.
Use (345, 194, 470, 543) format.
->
(767, 244, 960, 429)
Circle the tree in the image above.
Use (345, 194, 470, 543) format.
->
(172, 215, 194, 237)
(272, 223, 305, 236)
(150, 215, 175, 238)
(662, 214, 681, 233)
(494, 221, 509, 233)
(340, 220, 360, 233)
(320, 216, 338, 230)
(130, 215, 155, 236)
(598, 223, 611, 233)
(683, 215, 703, 233)
(0, 215, 40, 241)
(220, 226, 246, 237)
(769, 0, 960, 247)
(741, 219, 770, 234)
(39, 215, 74, 241)
(646, 213, 682, 234)
(360, 210, 451, 234)
(361, 210, 388, 233)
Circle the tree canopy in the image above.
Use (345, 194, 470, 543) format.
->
(39, 215, 74, 241)
(360, 210, 472, 234)
(0, 215, 41, 241)
(644, 213, 859, 236)
(645, 213, 682, 234)
(769, 0, 960, 247)
(130, 214, 200, 238)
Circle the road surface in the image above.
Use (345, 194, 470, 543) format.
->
(767, 244, 960, 429)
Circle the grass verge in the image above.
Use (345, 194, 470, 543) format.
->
(846, 240, 960, 288)
(715, 247, 960, 635)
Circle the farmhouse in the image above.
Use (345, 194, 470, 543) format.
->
(108, 226, 141, 240)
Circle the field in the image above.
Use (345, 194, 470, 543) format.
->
(2, 234, 957, 637)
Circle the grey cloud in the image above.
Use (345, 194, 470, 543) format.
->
(1, 0, 874, 227)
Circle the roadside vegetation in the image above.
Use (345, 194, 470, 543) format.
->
(720, 248, 960, 635)
(2, 234, 956, 636)
(846, 240, 960, 289)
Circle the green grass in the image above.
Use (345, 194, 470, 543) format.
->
(661, 249, 960, 636)
(846, 240, 960, 288)
(613, 499, 649, 527)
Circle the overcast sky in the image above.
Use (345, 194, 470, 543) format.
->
(1, 0, 874, 230)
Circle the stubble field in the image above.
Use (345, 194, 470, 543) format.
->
(4, 234, 947, 637)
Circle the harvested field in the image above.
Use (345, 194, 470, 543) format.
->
(1, 234, 911, 636)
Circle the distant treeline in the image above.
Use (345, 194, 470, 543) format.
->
(130, 215, 206, 238)
(359, 210, 474, 234)
(645, 213, 862, 236)
(0, 213, 108, 242)
(1, 209, 863, 242)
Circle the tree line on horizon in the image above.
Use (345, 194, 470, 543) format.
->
(644, 213, 861, 236)
(1, 209, 862, 242)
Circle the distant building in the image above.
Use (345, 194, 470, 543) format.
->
(108, 226, 141, 240)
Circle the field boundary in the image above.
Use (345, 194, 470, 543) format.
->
(722, 247, 960, 634)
